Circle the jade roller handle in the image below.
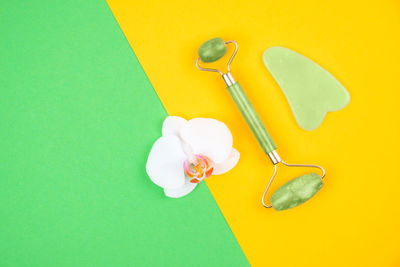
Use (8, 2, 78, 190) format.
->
(223, 74, 277, 155)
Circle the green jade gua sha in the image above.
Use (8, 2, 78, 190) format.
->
(196, 38, 326, 211)
(263, 47, 350, 131)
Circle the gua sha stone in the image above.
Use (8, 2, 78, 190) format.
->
(263, 47, 350, 131)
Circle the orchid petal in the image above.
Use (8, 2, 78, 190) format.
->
(213, 148, 240, 175)
(180, 118, 233, 163)
(164, 180, 197, 198)
(162, 116, 187, 136)
(146, 135, 186, 189)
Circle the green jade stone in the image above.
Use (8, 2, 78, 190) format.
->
(198, 37, 227, 63)
(263, 47, 350, 131)
(270, 173, 323, 211)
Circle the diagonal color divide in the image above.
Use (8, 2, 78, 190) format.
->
(105, 0, 400, 266)
(0, 0, 248, 266)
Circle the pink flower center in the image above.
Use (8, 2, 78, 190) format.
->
(183, 155, 214, 184)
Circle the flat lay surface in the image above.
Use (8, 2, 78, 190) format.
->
(1, 0, 399, 266)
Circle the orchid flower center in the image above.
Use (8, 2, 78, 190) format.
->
(183, 155, 214, 184)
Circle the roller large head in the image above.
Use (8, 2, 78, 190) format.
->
(269, 172, 323, 211)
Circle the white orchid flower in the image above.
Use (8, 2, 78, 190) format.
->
(146, 116, 240, 198)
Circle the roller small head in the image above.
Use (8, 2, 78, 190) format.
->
(198, 37, 227, 63)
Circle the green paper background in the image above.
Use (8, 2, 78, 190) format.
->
(0, 1, 248, 266)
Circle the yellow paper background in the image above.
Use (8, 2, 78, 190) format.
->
(107, 0, 400, 266)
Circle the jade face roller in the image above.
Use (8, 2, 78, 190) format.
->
(196, 38, 326, 211)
